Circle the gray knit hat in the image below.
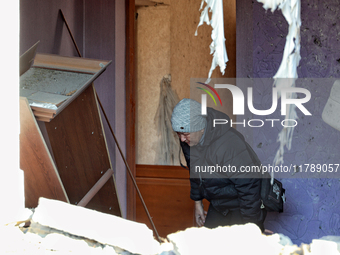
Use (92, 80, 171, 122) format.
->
(171, 98, 206, 133)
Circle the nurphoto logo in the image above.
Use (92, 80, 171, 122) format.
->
(197, 83, 312, 128)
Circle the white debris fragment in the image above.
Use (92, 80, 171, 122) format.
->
(196, 0, 229, 84)
(167, 223, 297, 255)
(2, 211, 340, 254)
(32, 197, 161, 255)
(29, 101, 58, 110)
(0, 224, 120, 254)
(257, 0, 301, 169)
(310, 239, 340, 255)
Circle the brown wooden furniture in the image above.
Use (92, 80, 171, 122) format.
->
(20, 97, 69, 207)
(135, 164, 209, 238)
(20, 53, 121, 217)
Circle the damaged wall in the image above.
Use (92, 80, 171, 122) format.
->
(237, 0, 340, 245)
(170, 0, 236, 99)
(137, 0, 236, 164)
(136, 5, 171, 164)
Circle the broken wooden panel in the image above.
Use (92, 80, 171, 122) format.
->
(33, 53, 109, 74)
(19, 97, 69, 208)
(44, 84, 121, 217)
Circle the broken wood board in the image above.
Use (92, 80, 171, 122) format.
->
(19, 97, 69, 208)
(33, 53, 111, 74)
(32, 197, 161, 255)
(44, 84, 121, 216)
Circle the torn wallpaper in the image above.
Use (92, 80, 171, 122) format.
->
(196, 0, 229, 84)
(257, 0, 301, 170)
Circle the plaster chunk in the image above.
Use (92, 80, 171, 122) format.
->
(167, 223, 297, 255)
(32, 197, 161, 255)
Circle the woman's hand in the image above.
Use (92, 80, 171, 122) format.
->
(195, 200, 207, 227)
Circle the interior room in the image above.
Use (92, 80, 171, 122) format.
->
(2, 0, 340, 254)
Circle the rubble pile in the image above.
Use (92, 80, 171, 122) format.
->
(2, 198, 340, 255)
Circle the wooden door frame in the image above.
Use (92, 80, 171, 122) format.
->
(125, 0, 136, 221)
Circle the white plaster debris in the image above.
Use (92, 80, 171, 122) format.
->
(0, 223, 120, 254)
(168, 223, 290, 255)
(32, 198, 161, 255)
(196, 0, 228, 84)
(257, 0, 301, 171)
(2, 198, 340, 254)
(29, 101, 58, 110)
(310, 239, 340, 255)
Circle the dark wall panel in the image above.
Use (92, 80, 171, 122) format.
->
(20, 0, 83, 56)
(83, 0, 117, 189)
(237, 0, 340, 245)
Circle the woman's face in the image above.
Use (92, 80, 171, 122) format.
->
(177, 129, 204, 146)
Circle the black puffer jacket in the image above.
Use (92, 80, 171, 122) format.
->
(181, 107, 264, 226)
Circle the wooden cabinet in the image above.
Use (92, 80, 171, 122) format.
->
(135, 164, 209, 238)
(20, 52, 121, 217)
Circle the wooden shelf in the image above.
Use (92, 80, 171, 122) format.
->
(20, 53, 112, 122)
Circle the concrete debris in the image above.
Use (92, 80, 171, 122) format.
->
(319, 236, 340, 252)
(310, 239, 340, 255)
(167, 223, 297, 255)
(0, 223, 120, 254)
(2, 197, 340, 254)
(32, 198, 161, 255)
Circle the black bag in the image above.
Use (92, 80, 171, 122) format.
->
(260, 177, 286, 213)
(244, 141, 286, 213)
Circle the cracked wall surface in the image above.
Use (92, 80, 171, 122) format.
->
(248, 0, 340, 245)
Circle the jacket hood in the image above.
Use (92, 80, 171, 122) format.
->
(201, 107, 231, 146)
